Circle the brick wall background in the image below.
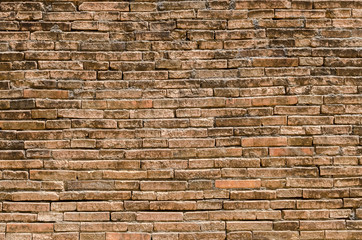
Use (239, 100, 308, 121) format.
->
(0, 0, 361, 239)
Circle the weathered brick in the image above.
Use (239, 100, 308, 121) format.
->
(6, 223, 53, 233)
(79, 2, 128, 11)
(242, 137, 287, 147)
(270, 147, 314, 156)
(215, 180, 261, 189)
(236, 0, 291, 9)
(106, 233, 150, 240)
(313, 136, 359, 146)
(140, 181, 187, 191)
(137, 212, 183, 222)
(3, 202, 49, 212)
(64, 212, 109, 221)
(58, 110, 103, 119)
(253, 58, 298, 67)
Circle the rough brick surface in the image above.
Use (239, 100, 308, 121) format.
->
(0, 0, 361, 239)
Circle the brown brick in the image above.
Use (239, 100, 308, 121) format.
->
(137, 212, 183, 222)
(7, 223, 53, 233)
(64, 212, 109, 221)
(297, 200, 343, 209)
(242, 137, 287, 147)
(79, 2, 128, 11)
(253, 58, 298, 67)
(140, 181, 187, 191)
(270, 147, 314, 156)
(313, 136, 359, 146)
(215, 180, 261, 189)
(106, 233, 150, 240)
(3, 202, 49, 212)
(58, 110, 103, 119)
(320, 166, 362, 176)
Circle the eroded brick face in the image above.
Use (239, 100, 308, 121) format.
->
(0, 0, 361, 239)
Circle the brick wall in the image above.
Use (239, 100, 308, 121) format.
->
(0, 0, 361, 239)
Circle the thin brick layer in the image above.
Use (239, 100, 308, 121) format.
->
(0, 0, 361, 239)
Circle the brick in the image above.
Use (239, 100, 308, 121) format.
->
(253, 58, 298, 67)
(275, 106, 320, 115)
(242, 137, 287, 147)
(3, 202, 49, 212)
(150, 201, 196, 211)
(177, 20, 226, 30)
(297, 200, 343, 209)
(269, 147, 314, 156)
(300, 220, 346, 230)
(30, 170, 76, 180)
(287, 178, 334, 188)
(227, 221, 272, 230)
(313, 136, 359, 146)
(158, 1, 205, 10)
(320, 166, 362, 176)
(253, 231, 299, 239)
(58, 110, 103, 119)
(24, 89, 69, 99)
(137, 212, 183, 222)
(80, 222, 127, 232)
(236, 0, 291, 9)
(154, 222, 200, 232)
(288, 116, 334, 125)
(106, 233, 150, 240)
(231, 190, 276, 200)
(0, 121, 45, 130)
(325, 230, 362, 239)
(252, 96, 298, 106)
(0, 32, 29, 41)
(12, 192, 59, 201)
(6, 223, 53, 233)
(215, 180, 261, 189)
(64, 212, 109, 221)
(77, 202, 123, 212)
(169, 138, 214, 148)
(303, 189, 349, 199)
(140, 181, 187, 191)
(79, 2, 128, 11)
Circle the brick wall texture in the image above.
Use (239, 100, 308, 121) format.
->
(0, 0, 361, 239)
